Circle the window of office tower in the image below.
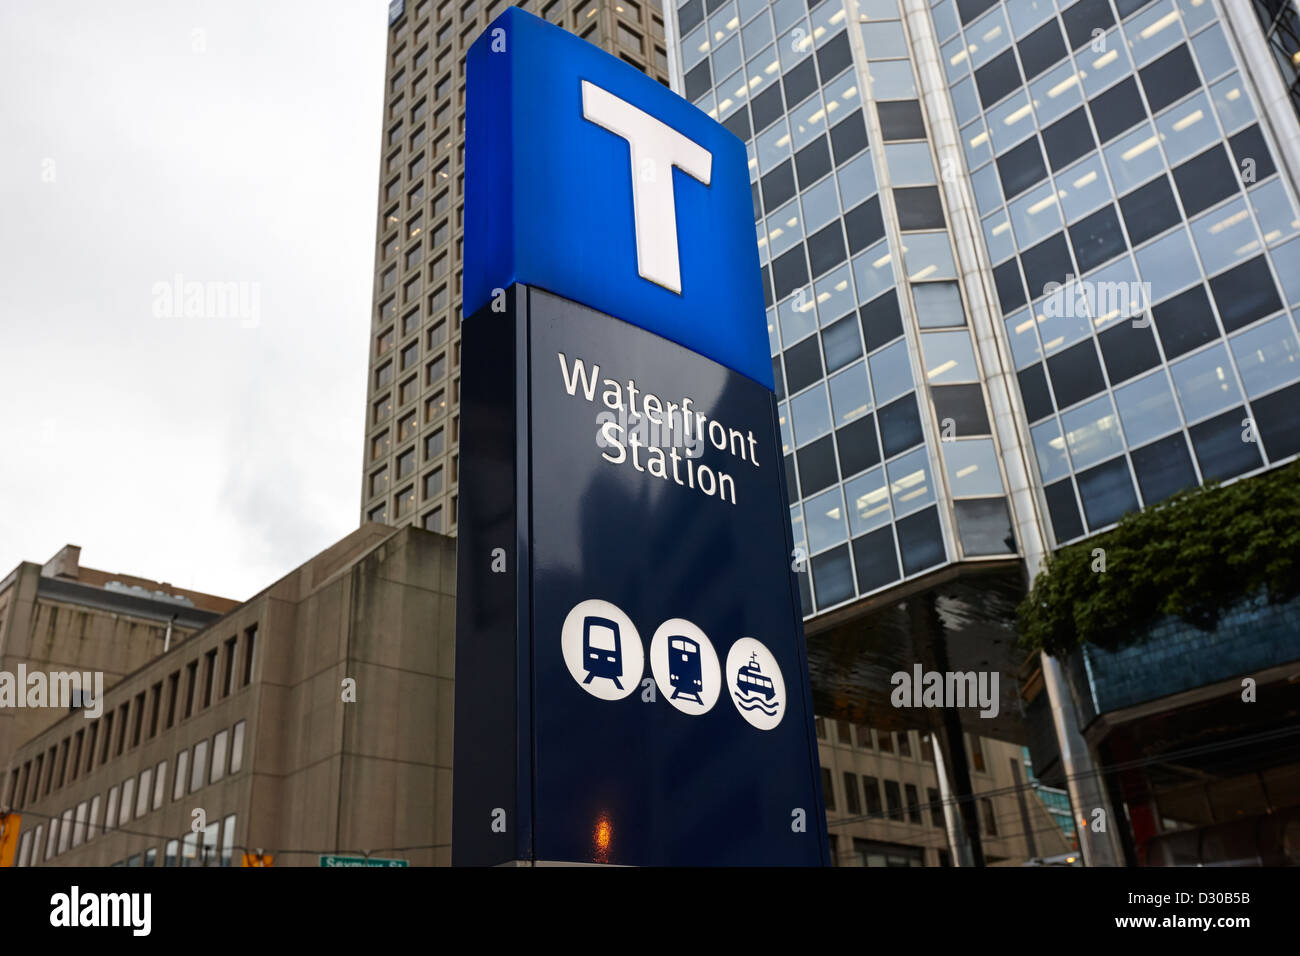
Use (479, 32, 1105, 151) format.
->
(937, 0, 1300, 548)
(678, 0, 969, 619)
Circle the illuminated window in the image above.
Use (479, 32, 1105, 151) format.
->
(398, 411, 418, 443)
(426, 389, 447, 422)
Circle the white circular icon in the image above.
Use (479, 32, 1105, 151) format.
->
(561, 599, 643, 701)
(725, 638, 786, 730)
(649, 619, 721, 716)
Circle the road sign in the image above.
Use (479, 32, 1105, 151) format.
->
(318, 856, 409, 867)
(454, 8, 828, 867)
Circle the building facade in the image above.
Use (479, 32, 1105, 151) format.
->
(0, 546, 236, 771)
(360, 0, 671, 534)
(663, 0, 1300, 863)
(818, 720, 1073, 865)
(2, 526, 456, 867)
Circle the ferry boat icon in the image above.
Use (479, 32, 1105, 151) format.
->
(735, 652, 775, 701)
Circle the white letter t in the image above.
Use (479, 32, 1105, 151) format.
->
(581, 80, 712, 295)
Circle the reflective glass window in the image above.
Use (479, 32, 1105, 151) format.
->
(902, 232, 957, 280)
(1028, 59, 1083, 127)
(1157, 91, 1219, 167)
(869, 339, 914, 403)
(1209, 73, 1254, 134)
(1078, 28, 1132, 96)
(1009, 181, 1063, 246)
(1135, 227, 1200, 303)
(1124, 0, 1181, 66)
(869, 59, 916, 99)
(986, 91, 1035, 153)
(983, 210, 1017, 263)
(887, 447, 935, 517)
(844, 467, 891, 534)
(1056, 153, 1111, 222)
(1191, 197, 1261, 276)
(837, 151, 877, 209)
(913, 281, 966, 328)
(1171, 343, 1242, 422)
(853, 240, 896, 304)
(1104, 123, 1164, 193)
(922, 330, 979, 383)
(865, 20, 910, 59)
(1061, 394, 1125, 469)
(943, 438, 1005, 496)
(1251, 180, 1300, 246)
(1076, 456, 1139, 530)
(1031, 417, 1070, 481)
(967, 5, 1012, 69)
(805, 487, 849, 553)
(791, 383, 833, 444)
(1190, 22, 1234, 83)
(1229, 315, 1300, 398)
(886, 143, 937, 186)
(829, 361, 872, 425)
(1006, 308, 1042, 367)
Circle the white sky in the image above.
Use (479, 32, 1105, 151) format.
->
(0, 1, 393, 601)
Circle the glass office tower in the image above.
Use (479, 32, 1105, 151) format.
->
(668, 0, 1300, 616)
(665, 0, 1300, 863)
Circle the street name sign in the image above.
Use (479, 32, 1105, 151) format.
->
(319, 856, 409, 867)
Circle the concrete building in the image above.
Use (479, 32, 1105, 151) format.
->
(360, 0, 671, 534)
(662, 0, 1300, 864)
(818, 720, 1072, 865)
(2, 525, 456, 867)
(0, 546, 236, 771)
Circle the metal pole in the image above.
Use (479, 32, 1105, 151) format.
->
(931, 732, 973, 867)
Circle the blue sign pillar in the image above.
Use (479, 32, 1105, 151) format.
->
(453, 8, 828, 866)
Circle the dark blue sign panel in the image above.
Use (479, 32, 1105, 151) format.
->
(453, 8, 827, 866)
(462, 8, 771, 388)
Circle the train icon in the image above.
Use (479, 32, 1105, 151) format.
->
(649, 619, 721, 715)
(582, 615, 624, 690)
(667, 635, 703, 704)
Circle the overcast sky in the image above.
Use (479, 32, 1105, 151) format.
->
(0, 1, 393, 600)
